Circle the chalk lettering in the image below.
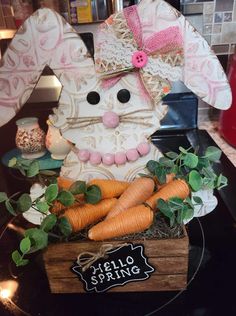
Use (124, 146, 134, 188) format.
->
(120, 268, 131, 278)
(110, 260, 119, 269)
(126, 256, 134, 265)
(131, 265, 140, 274)
(118, 259, 127, 267)
(98, 274, 105, 283)
(91, 276, 98, 285)
(114, 270, 121, 279)
(104, 262, 111, 272)
(91, 263, 103, 275)
(106, 272, 116, 281)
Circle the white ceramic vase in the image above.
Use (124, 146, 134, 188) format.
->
(46, 120, 72, 160)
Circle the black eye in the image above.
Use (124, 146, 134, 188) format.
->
(117, 89, 131, 103)
(87, 91, 100, 105)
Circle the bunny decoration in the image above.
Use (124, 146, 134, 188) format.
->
(0, 0, 231, 182)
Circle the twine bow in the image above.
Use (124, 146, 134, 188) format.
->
(95, 5, 184, 105)
(77, 243, 128, 272)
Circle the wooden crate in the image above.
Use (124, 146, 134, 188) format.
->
(43, 228, 189, 293)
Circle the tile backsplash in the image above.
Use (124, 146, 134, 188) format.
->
(181, 0, 236, 72)
(181, 0, 235, 121)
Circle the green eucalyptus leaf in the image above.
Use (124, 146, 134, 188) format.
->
(204, 146, 222, 162)
(182, 207, 194, 221)
(36, 201, 49, 213)
(57, 190, 75, 206)
(45, 184, 58, 203)
(58, 217, 72, 237)
(202, 178, 215, 189)
(17, 194, 32, 213)
(168, 197, 184, 211)
(17, 258, 29, 266)
(25, 228, 48, 251)
(12, 250, 22, 266)
(157, 199, 173, 218)
(192, 196, 203, 205)
(179, 146, 188, 154)
(39, 170, 57, 176)
(183, 153, 199, 169)
(197, 157, 210, 170)
(5, 199, 16, 215)
(154, 166, 167, 184)
(216, 174, 228, 190)
(40, 214, 57, 232)
(69, 180, 86, 195)
(85, 185, 102, 204)
(165, 151, 179, 159)
(20, 237, 31, 254)
(146, 160, 159, 174)
(202, 167, 216, 179)
(185, 197, 194, 208)
(188, 170, 202, 192)
(159, 157, 174, 168)
(8, 157, 17, 168)
(170, 165, 179, 175)
(0, 192, 7, 203)
(26, 160, 40, 177)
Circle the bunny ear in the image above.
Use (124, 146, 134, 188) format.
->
(0, 8, 94, 127)
(135, 0, 231, 110)
(180, 14, 232, 110)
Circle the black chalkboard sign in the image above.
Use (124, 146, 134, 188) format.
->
(71, 243, 155, 293)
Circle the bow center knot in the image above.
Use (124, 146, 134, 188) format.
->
(132, 51, 148, 68)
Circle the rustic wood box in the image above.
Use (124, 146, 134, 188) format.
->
(43, 228, 189, 293)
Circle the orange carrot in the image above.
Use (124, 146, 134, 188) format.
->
(88, 179, 130, 199)
(146, 179, 190, 210)
(63, 198, 117, 232)
(105, 177, 155, 220)
(57, 177, 74, 190)
(50, 198, 83, 215)
(88, 204, 153, 241)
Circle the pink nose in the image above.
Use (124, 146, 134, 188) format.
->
(132, 51, 148, 68)
(102, 111, 120, 128)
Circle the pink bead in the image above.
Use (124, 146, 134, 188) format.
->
(102, 111, 120, 128)
(90, 152, 102, 165)
(102, 153, 115, 166)
(78, 149, 90, 162)
(126, 148, 140, 162)
(137, 142, 151, 156)
(115, 152, 127, 165)
(132, 51, 148, 68)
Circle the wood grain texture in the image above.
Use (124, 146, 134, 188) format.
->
(43, 228, 189, 293)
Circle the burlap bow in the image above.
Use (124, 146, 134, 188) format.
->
(95, 5, 184, 105)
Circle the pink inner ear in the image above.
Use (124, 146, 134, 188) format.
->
(101, 75, 124, 89)
(143, 26, 183, 54)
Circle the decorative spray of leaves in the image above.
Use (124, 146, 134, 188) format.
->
(146, 145, 227, 191)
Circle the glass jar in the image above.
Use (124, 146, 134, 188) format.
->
(15, 117, 46, 159)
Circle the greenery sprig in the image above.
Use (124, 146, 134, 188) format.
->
(146, 146, 227, 192)
(0, 178, 102, 267)
(146, 146, 228, 227)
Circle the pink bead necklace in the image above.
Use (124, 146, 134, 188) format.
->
(76, 142, 151, 166)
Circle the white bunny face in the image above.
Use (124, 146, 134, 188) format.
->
(53, 72, 167, 153)
(0, 2, 232, 180)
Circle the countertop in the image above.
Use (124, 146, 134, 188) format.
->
(199, 121, 236, 167)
